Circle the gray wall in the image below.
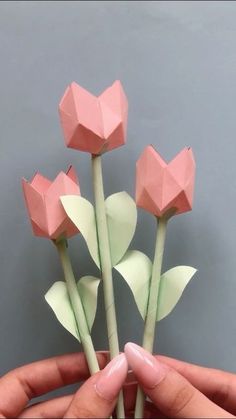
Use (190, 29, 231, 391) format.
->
(1, 0, 236, 390)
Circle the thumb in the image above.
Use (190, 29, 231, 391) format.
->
(64, 354, 127, 418)
(125, 343, 234, 419)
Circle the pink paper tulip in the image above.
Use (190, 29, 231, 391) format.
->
(136, 146, 195, 217)
(58, 80, 128, 155)
(22, 166, 80, 239)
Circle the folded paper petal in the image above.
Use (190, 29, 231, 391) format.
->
(59, 80, 128, 155)
(31, 173, 51, 194)
(22, 166, 81, 239)
(136, 146, 195, 217)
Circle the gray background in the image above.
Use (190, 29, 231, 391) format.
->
(1, 0, 236, 399)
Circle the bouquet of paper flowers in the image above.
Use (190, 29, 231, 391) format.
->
(22, 80, 196, 418)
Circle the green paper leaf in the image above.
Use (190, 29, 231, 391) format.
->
(114, 250, 152, 319)
(157, 266, 197, 321)
(77, 276, 101, 332)
(106, 192, 137, 266)
(45, 281, 80, 341)
(61, 196, 100, 267)
(61, 193, 137, 269)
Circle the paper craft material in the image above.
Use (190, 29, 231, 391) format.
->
(59, 80, 128, 155)
(59, 78, 129, 416)
(134, 145, 196, 418)
(115, 253, 196, 320)
(45, 275, 101, 341)
(21, 77, 199, 419)
(22, 166, 80, 239)
(61, 191, 137, 267)
(136, 146, 195, 217)
(91, 155, 127, 418)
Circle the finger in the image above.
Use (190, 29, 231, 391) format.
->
(125, 343, 234, 418)
(22, 389, 162, 419)
(123, 381, 164, 418)
(126, 402, 165, 419)
(64, 354, 128, 418)
(157, 355, 236, 414)
(144, 400, 166, 419)
(0, 352, 108, 418)
(123, 381, 137, 412)
(19, 395, 72, 418)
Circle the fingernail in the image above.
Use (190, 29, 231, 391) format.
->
(124, 342, 169, 389)
(95, 353, 128, 401)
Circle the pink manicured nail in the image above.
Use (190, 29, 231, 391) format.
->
(125, 343, 169, 389)
(95, 353, 128, 401)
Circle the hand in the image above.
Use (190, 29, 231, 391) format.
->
(125, 343, 236, 418)
(0, 352, 128, 418)
(2, 347, 236, 419)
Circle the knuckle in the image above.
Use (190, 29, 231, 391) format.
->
(167, 381, 195, 417)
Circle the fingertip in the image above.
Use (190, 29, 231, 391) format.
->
(124, 342, 141, 366)
(95, 353, 128, 401)
(125, 342, 152, 369)
(124, 343, 168, 389)
(125, 342, 142, 359)
(63, 354, 128, 418)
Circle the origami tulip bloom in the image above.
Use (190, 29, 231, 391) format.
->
(136, 146, 195, 218)
(59, 80, 128, 417)
(22, 166, 80, 239)
(58, 80, 128, 155)
(23, 166, 100, 374)
(134, 145, 196, 417)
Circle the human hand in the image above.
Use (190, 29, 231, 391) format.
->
(2, 346, 236, 419)
(125, 343, 236, 418)
(0, 351, 128, 418)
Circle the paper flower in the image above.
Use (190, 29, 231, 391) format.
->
(58, 80, 128, 155)
(22, 166, 80, 239)
(136, 146, 195, 217)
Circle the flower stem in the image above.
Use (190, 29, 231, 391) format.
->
(91, 154, 124, 418)
(55, 238, 99, 375)
(135, 215, 168, 418)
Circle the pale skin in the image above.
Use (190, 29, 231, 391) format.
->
(0, 343, 235, 418)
